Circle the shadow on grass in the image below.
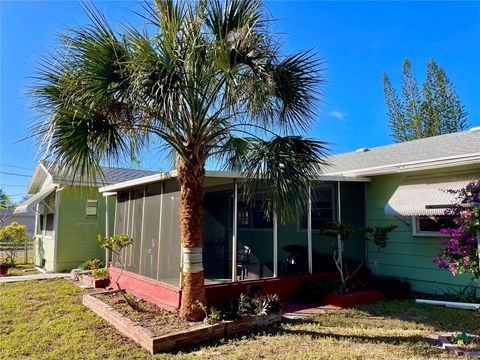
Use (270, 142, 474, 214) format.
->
(351, 299, 480, 334)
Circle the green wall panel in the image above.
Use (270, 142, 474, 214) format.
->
(55, 186, 114, 272)
(365, 171, 479, 294)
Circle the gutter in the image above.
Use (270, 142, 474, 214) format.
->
(324, 153, 480, 177)
(99, 170, 370, 193)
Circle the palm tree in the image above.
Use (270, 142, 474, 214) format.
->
(31, 0, 327, 320)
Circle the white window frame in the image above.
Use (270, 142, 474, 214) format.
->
(411, 216, 450, 237)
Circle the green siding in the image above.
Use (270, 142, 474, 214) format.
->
(365, 172, 480, 295)
(55, 186, 114, 272)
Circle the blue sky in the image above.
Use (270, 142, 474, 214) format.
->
(1, 1, 479, 203)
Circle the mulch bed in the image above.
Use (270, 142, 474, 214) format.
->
(95, 291, 199, 336)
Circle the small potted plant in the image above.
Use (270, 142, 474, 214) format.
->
(91, 267, 109, 288)
(0, 255, 12, 276)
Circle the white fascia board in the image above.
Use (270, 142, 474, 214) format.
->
(27, 162, 51, 193)
(99, 170, 177, 193)
(99, 169, 370, 193)
(323, 153, 480, 177)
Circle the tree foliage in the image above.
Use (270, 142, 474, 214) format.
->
(384, 59, 468, 143)
(30, 0, 327, 223)
(0, 189, 10, 210)
(0, 222, 27, 266)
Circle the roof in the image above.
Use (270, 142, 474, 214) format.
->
(99, 170, 370, 193)
(323, 128, 480, 176)
(28, 161, 156, 193)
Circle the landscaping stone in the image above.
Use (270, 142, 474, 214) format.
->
(83, 290, 283, 354)
(71, 269, 109, 288)
(437, 334, 480, 358)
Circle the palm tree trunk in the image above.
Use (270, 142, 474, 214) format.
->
(178, 156, 207, 320)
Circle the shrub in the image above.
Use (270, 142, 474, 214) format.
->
(434, 181, 480, 280)
(253, 294, 282, 315)
(0, 222, 27, 265)
(370, 276, 411, 299)
(91, 267, 108, 279)
(78, 258, 104, 271)
(200, 293, 283, 322)
(297, 277, 340, 303)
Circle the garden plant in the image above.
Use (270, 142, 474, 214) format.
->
(434, 181, 480, 282)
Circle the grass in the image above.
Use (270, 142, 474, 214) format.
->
(1, 279, 479, 359)
(3, 263, 38, 276)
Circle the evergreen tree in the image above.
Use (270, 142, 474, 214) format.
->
(384, 59, 469, 142)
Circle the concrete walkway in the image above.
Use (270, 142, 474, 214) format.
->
(0, 273, 69, 283)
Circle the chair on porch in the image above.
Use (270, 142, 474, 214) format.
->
(237, 245, 251, 280)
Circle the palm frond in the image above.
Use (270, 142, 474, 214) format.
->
(221, 135, 330, 223)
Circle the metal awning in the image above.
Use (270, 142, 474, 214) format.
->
(384, 173, 480, 216)
(14, 184, 57, 214)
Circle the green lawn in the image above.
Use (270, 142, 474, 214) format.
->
(4, 264, 39, 276)
(1, 279, 479, 359)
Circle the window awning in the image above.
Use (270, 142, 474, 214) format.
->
(384, 173, 480, 217)
(14, 184, 57, 214)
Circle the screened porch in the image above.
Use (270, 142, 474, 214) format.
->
(109, 175, 366, 289)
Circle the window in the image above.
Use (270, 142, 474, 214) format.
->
(237, 194, 272, 229)
(299, 185, 335, 230)
(86, 199, 98, 217)
(36, 194, 55, 236)
(413, 216, 455, 236)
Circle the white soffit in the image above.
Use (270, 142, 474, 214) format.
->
(384, 172, 480, 216)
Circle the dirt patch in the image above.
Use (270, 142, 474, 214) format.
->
(95, 291, 199, 336)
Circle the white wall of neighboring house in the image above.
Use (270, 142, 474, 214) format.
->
(0, 207, 36, 234)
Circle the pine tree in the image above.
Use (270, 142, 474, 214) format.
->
(401, 59, 423, 139)
(383, 74, 410, 142)
(421, 59, 468, 137)
(384, 59, 469, 142)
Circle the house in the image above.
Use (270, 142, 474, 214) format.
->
(14, 161, 155, 272)
(324, 127, 480, 295)
(98, 128, 480, 309)
(0, 206, 35, 233)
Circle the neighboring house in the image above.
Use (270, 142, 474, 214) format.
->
(98, 128, 480, 309)
(14, 161, 155, 272)
(0, 206, 35, 233)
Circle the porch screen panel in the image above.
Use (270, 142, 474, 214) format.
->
(237, 189, 274, 280)
(158, 179, 181, 286)
(125, 187, 144, 274)
(113, 191, 128, 267)
(278, 220, 308, 276)
(310, 183, 337, 273)
(203, 181, 234, 283)
(140, 182, 162, 279)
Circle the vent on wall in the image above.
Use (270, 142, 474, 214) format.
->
(355, 148, 370, 152)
